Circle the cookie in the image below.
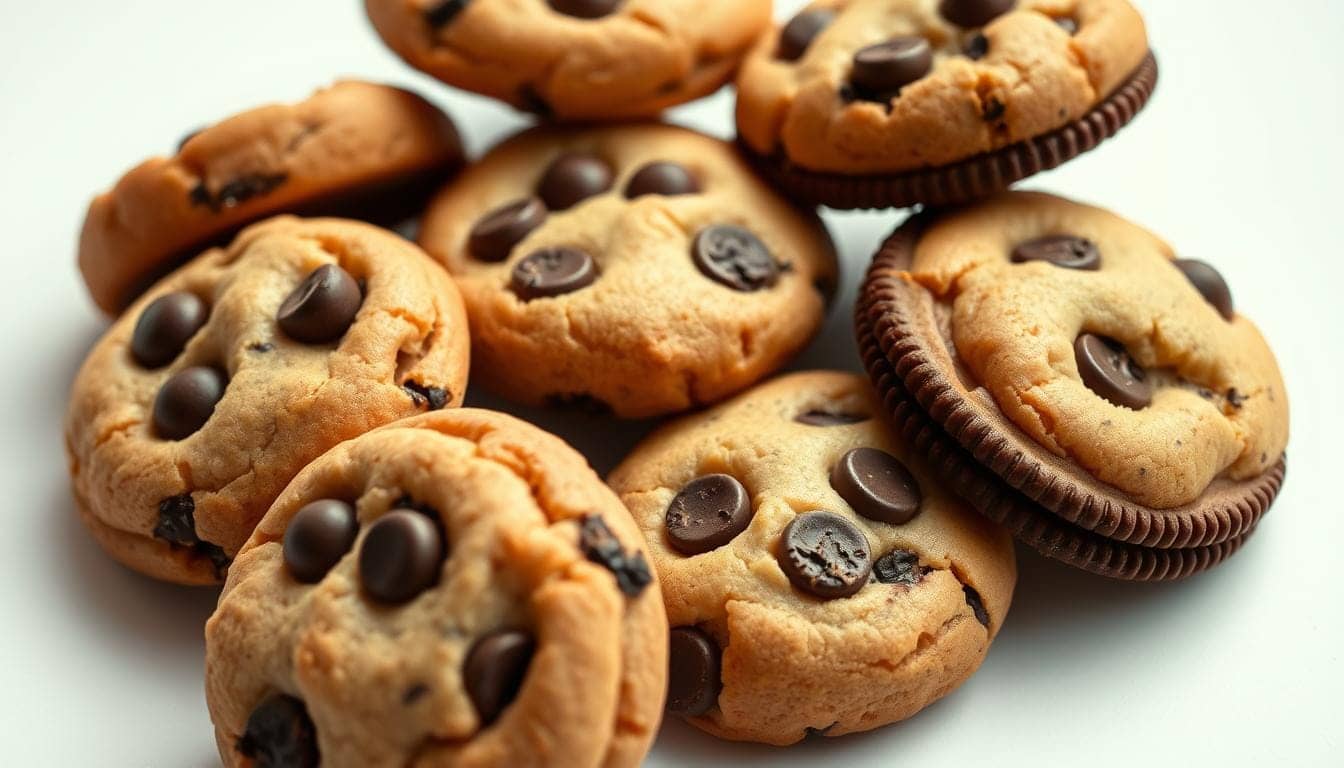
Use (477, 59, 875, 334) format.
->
(66, 217, 470, 585)
(608, 371, 1016, 744)
(736, 0, 1155, 208)
(364, 0, 770, 120)
(418, 123, 838, 418)
(205, 409, 666, 767)
(855, 192, 1289, 578)
(79, 80, 464, 313)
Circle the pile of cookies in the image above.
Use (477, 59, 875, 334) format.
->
(62, 1, 1289, 765)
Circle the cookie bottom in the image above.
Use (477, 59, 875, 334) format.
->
(746, 52, 1158, 210)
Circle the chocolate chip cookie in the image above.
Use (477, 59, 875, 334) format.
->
(736, 0, 1156, 208)
(205, 409, 666, 767)
(364, 0, 770, 120)
(608, 371, 1016, 744)
(856, 192, 1289, 579)
(79, 80, 464, 313)
(418, 123, 838, 418)
(66, 217, 470, 585)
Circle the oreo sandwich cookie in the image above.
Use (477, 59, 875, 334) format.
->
(735, 0, 1157, 209)
(854, 192, 1289, 579)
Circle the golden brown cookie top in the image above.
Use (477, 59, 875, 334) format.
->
(206, 409, 666, 768)
(736, 0, 1148, 173)
(66, 217, 470, 584)
(900, 192, 1289, 509)
(365, 0, 771, 120)
(419, 123, 837, 418)
(78, 80, 463, 313)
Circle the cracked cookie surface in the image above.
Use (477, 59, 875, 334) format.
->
(736, 0, 1148, 174)
(66, 217, 470, 585)
(78, 80, 463, 313)
(364, 0, 770, 120)
(607, 371, 1015, 744)
(418, 123, 837, 418)
(205, 409, 666, 768)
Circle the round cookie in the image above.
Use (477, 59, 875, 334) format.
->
(608, 371, 1016, 744)
(79, 80, 464, 313)
(364, 0, 770, 120)
(205, 409, 666, 767)
(736, 0, 1156, 208)
(418, 124, 838, 418)
(65, 217, 470, 585)
(855, 193, 1289, 574)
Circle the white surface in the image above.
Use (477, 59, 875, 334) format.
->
(0, 1, 1340, 765)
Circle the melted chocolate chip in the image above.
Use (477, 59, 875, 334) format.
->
(277, 264, 363, 344)
(873, 549, 926, 585)
(777, 512, 872, 600)
(692, 224, 781, 291)
(830, 448, 923, 525)
(579, 515, 652, 597)
(850, 37, 933, 102)
(547, 0, 620, 18)
(464, 630, 535, 725)
(425, 0, 470, 28)
(154, 494, 230, 577)
(778, 9, 836, 61)
(153, 366, 227, 440)
(130, 291, 208, 369)
(1074, 334, 1153, 410)
(403, 382, 451, 410)
(537, 152, 613, 210)
(1011, 235, 1101, 270)
(666, 627, 721, 716)
(795, 410, 869, 427)
(237, 694, 318, 768)
(963, 585, 990, 627)
(359, 508, 445, 604)
(511, 247, 598, 300)
(189, 173, 287, 213)
(624, 162, 700, 198)
(939, 0, 1016, 28)
(664, 475, 754, 555)
(468, 197, 547, 263)
(283, 499, 359, 583)
(1174, 259, 1235, 320)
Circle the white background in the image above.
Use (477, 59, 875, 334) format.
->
(1, 1, 1340, 765)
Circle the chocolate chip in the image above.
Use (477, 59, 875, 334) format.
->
(963, 585, 990, 627)
(873, 549, 926, 585)
(283, 499, 358, 583)
(424, 0, 470, 28)
(778, 9, 836, 61)
(795, 410, 869, 426)
(237, 694, 318, 768)
(692, 224, 780, 292)
(189, 173, 287, 213)
(1227, 388, 1246, 409)
(464, 630, 535, 725)
(1174, 259, 1234, 320)
(982, 97, 1005, 122)
(964, 33, 989, 60)
(1055, 16, 1079, 35)
(1074, 334, 1152, 410)
(830, 448, 923, 525)
(511, 247, 598, 300)
(277, 264, 363, 344)
(359, 508, 445, 604)
(403, 382, 451, 410)
(153, 366, 226, 440)
(624, 162, 700, 198)
(130, 291, 208, 369)
(850, 37, 933, 101)
(776, 512, 872, 600)
(154, 494, 230, 576)
(248, 341, 275, 353)
(537, 152, 613, 210)
(939, 0, 1016, 27)
(1011, 235, 1101, 270)
(667, 627, 721, 716)
(664, 475, 753, 555)
(547, 0, 620, 19)
(402, 684, 430, 705)
(579, 515, 652, 597)
(468, 197, 547, 263)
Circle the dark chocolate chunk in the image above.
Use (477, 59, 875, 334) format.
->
(850, 37, 933, 101)
(624, 162, 700, 198)
(236, 694, 318, 768)
(873, 549, 926, 586)
(795, 410, 869, 427)
(1074, 334, 1153, 410)
(130, 291, 208, 369)
(464, 630, 535, 725)
(664, 474, 753, 555)
(830, 448, 923, 525)
(666, 627, 721, 716)
(982, 97, 1005, 122)
(776, 511, 872, 600)
(154, 493, 230, 577)
(939, 0, 1016, 27)
(537, 152, 613, 210)
(277, 264, 363, 344)
(153, 366, 226, 440)
(778, 9, 836, 61)
(189, 173, 287, 213)
(468, 197, 547, 263)
(1174, 259, 1234, 320)
(359, 508, 445, 604)
(579, 515, 652, 597)
(510, 247, 598, 300)
(283, 499, 359, 583)
(964, 32, 989, 60)
(547, 0, 620, 19)
(1011, 235, 1101, 270)
(403, 382, 451, 410)
(425, 0, 470, 28)
(963, 585, 990, 627)
(692, 224, 780, 291)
